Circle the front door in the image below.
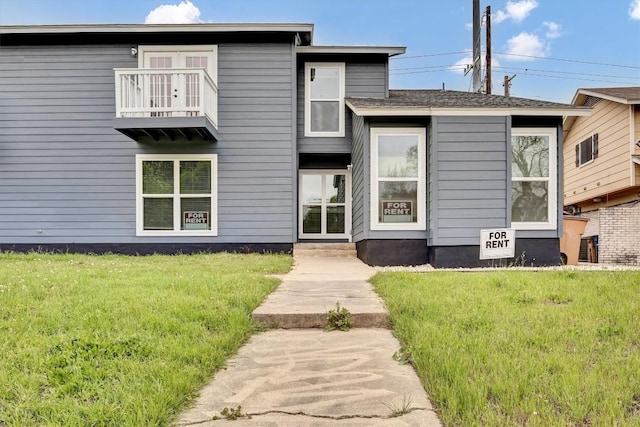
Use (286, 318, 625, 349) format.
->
(299, 170, 351, 239)
(141, 47, 215, 117)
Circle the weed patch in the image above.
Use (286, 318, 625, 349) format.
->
(325, 302, 353, 332)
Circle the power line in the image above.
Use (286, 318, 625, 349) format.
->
(492, 71, 640, 86)
(492, 51, 640, 70)
(390, 51, 470, 60)
(391, 50, 640, 71)
(492, 66, 640, 82)
(390, 64, 640, 84)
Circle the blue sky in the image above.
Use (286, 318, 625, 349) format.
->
(1, 0, 639, 103)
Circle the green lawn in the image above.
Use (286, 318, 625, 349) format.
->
(372, 270, 640, 426)
(0, 252, 292, 426)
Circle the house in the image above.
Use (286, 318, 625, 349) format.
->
(563, 87, 640, 266)
(0, 23, 589, 267)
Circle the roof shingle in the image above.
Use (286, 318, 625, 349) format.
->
(346, 89, 584, 110)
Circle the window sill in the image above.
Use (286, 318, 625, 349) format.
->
(370, 223, 426, 231)
(304, 131, 345, 138)
(511, 222, 556, 231)
(136, 230, 218, 237)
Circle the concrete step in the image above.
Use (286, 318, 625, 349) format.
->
(294, 242, 357, 257)
(254, 310, 389, 329)
(253, 279, 389, 329)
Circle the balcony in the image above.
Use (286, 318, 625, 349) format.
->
(113, 68, 218, 142)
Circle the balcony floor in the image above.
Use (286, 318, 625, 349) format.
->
(113, 116, 218, 143)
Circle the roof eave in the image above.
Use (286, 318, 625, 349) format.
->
(0, 23, 315, 36)
(296, 45, 406, 57)
(575, 88, 640, 105)
(346, 101, 591, 118)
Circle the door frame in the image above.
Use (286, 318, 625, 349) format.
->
(298, 169, 352, 241)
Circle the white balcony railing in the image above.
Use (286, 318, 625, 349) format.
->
(114, 68, 218, 128)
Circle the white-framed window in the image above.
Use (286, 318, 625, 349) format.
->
(304, 62, 345, 137)
(136, 154, 217, 236)
(370, 128, 426, 231)
(575, 133, 598, 167)
(510, 128, 557, 230)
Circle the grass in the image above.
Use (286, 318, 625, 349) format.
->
(372, 270, 640, 426)
(0, 251, 292, 426)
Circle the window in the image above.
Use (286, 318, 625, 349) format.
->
(370, 128, 426, 231)
(511, 128, 557, 230)
(575, 133, 598, 167)
(304, 63, 345, 137)
(136, 154, 217, 236)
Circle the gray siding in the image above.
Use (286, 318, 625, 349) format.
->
(0, 43, 296, 244)
(427, 121, 435, 245)
(431, 116, 508, 246)
(297, 62, 386, 154)
(351, 114, 366, 241)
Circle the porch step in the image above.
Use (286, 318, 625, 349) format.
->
(294, 242, 357, 257)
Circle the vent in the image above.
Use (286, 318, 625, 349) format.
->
(583, 96, 601, 107)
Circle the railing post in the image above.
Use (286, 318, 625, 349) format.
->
(114, 71, 122, 118)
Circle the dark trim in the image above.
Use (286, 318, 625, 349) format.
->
(428, 238, 561, 268)
(356, 239, 428, 266)
(512, 116, 562, 127)
(0, 243, 293, 256)
(0, 32, 297, 46)
(299, 153, 351, 169)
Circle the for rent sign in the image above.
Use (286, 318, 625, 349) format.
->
(382, 201, 412, 223)
(184, 211, 209, 230)
(479, 229, 515, 260)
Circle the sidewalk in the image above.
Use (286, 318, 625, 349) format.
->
(175, 254, 442, 426)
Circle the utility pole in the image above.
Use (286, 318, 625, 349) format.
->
(485, 5, 492, 94)
(504, 74, 516, 97)
(472, 0, 482, 92)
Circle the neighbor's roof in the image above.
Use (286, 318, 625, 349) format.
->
(571, 87, 640, 105)
(346, 90, 590, 117)
(564, 87, 640, 133)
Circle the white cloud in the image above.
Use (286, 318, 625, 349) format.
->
(542, 21, 562, 39)
(630, 0, 640, 19)
(505, 31, 549, 59)
(145, 1, 202, 24)
(494, 0, 539, 23)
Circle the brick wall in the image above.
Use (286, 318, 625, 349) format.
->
(598, 202, 640, 265)
(580, 210, 599, 237)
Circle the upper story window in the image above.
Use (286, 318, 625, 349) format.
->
(305, 63, 345, 137)
(511, 128, 557, 230)
(370, 128, 426, 231)
(136, 154, 218, 237)
(575, 133, 599, 167)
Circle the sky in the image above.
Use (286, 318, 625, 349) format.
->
(0, 0, 639, 103)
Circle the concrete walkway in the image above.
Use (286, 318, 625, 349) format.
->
(175, 253, 442, 426)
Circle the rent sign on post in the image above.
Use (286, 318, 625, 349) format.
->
(479, 228, 515, 260)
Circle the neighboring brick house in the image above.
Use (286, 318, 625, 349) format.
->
(0, 23, 589, 267)
(563, 87, 640, 265)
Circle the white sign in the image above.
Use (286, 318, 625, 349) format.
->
(184, 211, 209, 230)
(480, 229, 515, 260)
(382, 201, 412, 223)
